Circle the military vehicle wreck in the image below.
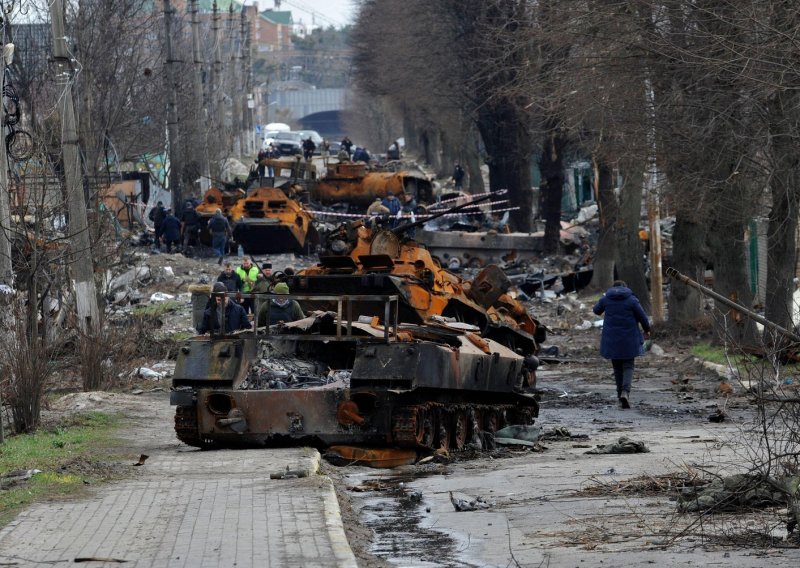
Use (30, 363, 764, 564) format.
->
(228, 185, 318, 255)
(171, 195, 544, 453)
(311, 161, 434, 210)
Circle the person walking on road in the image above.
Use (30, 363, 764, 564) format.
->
(451, 161, 465, 190)
(208, 209, 231, 262)
(592, 280, 651, 409)
(148, 201, 166, 251)
(160, 209, 182, 253)
(180, 203, 201, 250)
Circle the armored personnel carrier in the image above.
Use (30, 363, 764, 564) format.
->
(312, 161, 434, 210)
(228, 185, 318, 255)
(171, 194, 543, 451)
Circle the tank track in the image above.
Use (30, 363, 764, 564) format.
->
(174, 405, 217, 450)
(391, 402, 537, 452)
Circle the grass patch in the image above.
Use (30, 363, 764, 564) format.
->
(691, 342, 741, 365)
(131, 299, 184, 317)
(0, 411, 125, 526)
(691, 342, 800, 377)
(162, 330, 194, 342)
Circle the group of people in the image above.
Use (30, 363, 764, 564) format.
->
(148, 198, 202, 254)
(366, 192, 418, 232)
(256, 145, 280, 178)
(197, 258, 305, 334)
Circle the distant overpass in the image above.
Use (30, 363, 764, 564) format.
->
(267, 87, 348, 138)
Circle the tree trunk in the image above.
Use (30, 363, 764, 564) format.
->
(667, 216, 707, 324)
(588, 159, 617, 292)
(538, 126, 566, 250)
(616, 161, 650, 312)
(764, 105, 800, 337)
(707, 212, 758, 346)
(465, 127, 484, 195)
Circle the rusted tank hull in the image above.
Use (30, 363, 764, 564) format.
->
(232, 220, 317, 254)
(171, 331, 538, 451)
(314, 163, 434, 208)
(228, 186, 318, 255)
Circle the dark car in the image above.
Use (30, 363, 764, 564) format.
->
(274, 132, 303, 156)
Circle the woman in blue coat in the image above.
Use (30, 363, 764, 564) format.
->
(592, 280, 651, 408)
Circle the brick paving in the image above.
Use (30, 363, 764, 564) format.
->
(0, 447, 357, 567)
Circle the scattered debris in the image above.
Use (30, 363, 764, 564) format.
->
(269, 465, 309, 479)
(324, 446, 418, 468)
(149, 292, 175, 302)
(449, 491, 494, 511)
(586, 436, 650, 454)
(678, 473, 789, 513)
(494, 424, 541, 443)
(135, 367, 163, 381)
(576, 470, 707, 497)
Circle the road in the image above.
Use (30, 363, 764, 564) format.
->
(330, 341, 800, 567)
(1, 337, 799, 567)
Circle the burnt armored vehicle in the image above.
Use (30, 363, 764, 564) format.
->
(171, 195, 543, 452)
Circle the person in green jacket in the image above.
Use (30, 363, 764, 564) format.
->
(257, 282, 304, 326)
(235, 257, 260, 313)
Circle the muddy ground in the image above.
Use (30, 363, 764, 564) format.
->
(321, 304, 800, 567)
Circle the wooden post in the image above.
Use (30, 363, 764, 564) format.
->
(648, 188, 664, 322)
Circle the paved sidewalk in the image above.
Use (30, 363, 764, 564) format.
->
(0, 447, 357, 567)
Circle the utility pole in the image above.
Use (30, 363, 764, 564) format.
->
(190, 0, 211, 194)
(0, 40, 13, 287)
(228, 6, 242, 155)
(212, 3, 224, 142)
(163, 0, 182, 208)
(240, 8, 252, 155)
(49, 0, 100, 332)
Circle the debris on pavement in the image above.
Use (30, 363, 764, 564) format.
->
(269, 465, 309, 479)
(494, 424, 541, 443)
(678, 473, 791, 513)
(586, 436, 650, 454)
(324, 446, 418, 468)
(449, 491, 494, 511)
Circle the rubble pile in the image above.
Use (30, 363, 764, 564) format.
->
(240, 343, 350, 390)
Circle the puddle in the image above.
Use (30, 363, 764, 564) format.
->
(350, 470, 478, 567)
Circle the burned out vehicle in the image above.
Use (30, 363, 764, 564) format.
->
(228, 185, 318, 255)
(312, 161, 434, 210)
(171, 195, 543, 451)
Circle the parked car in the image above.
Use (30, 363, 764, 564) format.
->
(273, 131, 303, 156)
(261, 130, 282, 150)
(297, 130, 323, 149)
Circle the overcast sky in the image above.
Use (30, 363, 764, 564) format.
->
(257, 0, 357, 29)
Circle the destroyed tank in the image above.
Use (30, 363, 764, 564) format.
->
(170, 194, 543, 452)
(312, 161, 434, 210)
(228, 184, 318, 255)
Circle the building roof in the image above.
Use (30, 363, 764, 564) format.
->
(262, 9, 293, 25)
(197, 0, 243, 11)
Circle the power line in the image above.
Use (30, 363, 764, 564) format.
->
(280, 0, 346, 29)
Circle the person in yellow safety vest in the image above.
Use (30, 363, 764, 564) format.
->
(235, 257, 260, 314)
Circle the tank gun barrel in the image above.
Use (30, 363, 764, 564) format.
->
(392, 190, 506, 237)
(665, 267, 800, 343)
